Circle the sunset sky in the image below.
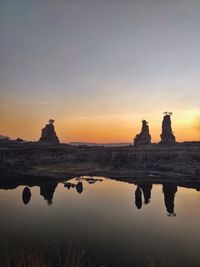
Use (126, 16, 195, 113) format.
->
(0, 0, 200, 143)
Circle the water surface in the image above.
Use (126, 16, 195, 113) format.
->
(0, 177, 200, 267)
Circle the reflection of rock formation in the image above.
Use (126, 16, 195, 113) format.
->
(160, 113, 176, 144)
(39, 119, 60, 144)
(64, 181, 83, 193)
(135, 186, 142, 209)
(40, 182, 57, 205)
(22, 187, 31, 205)
(163, 183, 177, 216)
(139, 182, 152, 204)
(76, 182, 83, 194)
(134, 120, 151, 146)
(82, 177, 103, 184)
(64, 182, 76, 189)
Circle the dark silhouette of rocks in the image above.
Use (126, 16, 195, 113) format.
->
(0, 141, 199, 177)
(1, 112, 200, 179)
(163, 183, 177, 216)
(40, 182, 57, 205)
(135, 186, 142, 209)
(76, 181, 83, 193)
(160, 113, 176, 144)
(80, 177, 103, 184)
(22, 187, 31, 205)
(64, 182, 72, 189)
(39, 119, 60, 144)
(64, 181, 83, 193)
(64, 182, 76, 189)
(134, 120, 151, 146)
(139, 182, 152, 204)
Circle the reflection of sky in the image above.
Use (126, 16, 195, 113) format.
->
(0, 179, 200, 266)
(0, 1, 200, 142)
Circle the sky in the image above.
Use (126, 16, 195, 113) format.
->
(0, 0, 200, 143)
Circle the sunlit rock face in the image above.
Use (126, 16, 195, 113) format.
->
(134, 120, 151, 146)
(39, 120, 60, 144)
(160, 114, 176, 144)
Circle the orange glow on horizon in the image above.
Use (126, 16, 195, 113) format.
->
(0, 109, 199, 143)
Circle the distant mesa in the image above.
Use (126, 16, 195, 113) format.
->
(134, 120, 151, 146)
(160, 112, 176, 144)
(39, 119, 60, 144)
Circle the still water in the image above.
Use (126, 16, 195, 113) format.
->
(0, 177, 200, 267)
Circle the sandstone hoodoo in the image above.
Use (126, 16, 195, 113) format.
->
(160, 112, 176, 144)
(134, 120, 151, 146)
(39, 119, 60, 144)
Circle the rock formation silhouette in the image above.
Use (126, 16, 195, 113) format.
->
(139, 182, 152, 204)
(76, 181, 83, 193)
(22, 187, 31, 205)
(163, 183, 177, 216)
(160, 113, 176, 144)
(135, 186, 142, 209)
(40, 182, 57, 205)
(39, 119, 60, 144)
(134, 120, 151, 146)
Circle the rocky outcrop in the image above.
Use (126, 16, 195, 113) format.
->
(0, 141, 200, 177)
(134, 120, 151, 146)
(160, 114, 176, 144)
(39, 120, 60, 144)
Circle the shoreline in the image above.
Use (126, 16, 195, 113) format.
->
(1, 167, 200, 191)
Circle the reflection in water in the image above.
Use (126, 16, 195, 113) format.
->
(64, 181, 83, 193)
(40, 182, 57, 205)
(22, 187, 31, 205)
(134, 182, 153, 210)
(80, 177, 103, 184)
(64, 182, 72, 190)
(76, 182, 83, 194)
(163, 183, 177, 217)
(135, 186, 142, 209)
(19, 179, 193, 217)
(138, 182, 152, 204)
(134, 182, 177, 217)
(1, 177, 200, 267)
(3, 177, 199, 217)
(64, 182, 76, 189)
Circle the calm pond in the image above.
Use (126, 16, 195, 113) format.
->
(0, 177, 200, 267)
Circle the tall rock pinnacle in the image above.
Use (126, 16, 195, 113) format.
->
(39, 119, 60, 144)
(134, 120, 151, 146)
(160, 113, 176, 144)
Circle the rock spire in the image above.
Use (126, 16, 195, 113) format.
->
(160, 112, 176, 144)
(39, 119, 60, 144)
(134, 120, 151, 146)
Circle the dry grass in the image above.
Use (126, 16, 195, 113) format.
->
(1, 238, 105, 267)
(1, 246, 184, 267)
(145, 256, 184, 267)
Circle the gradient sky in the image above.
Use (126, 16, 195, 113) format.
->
(0, 0, 200, 142)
